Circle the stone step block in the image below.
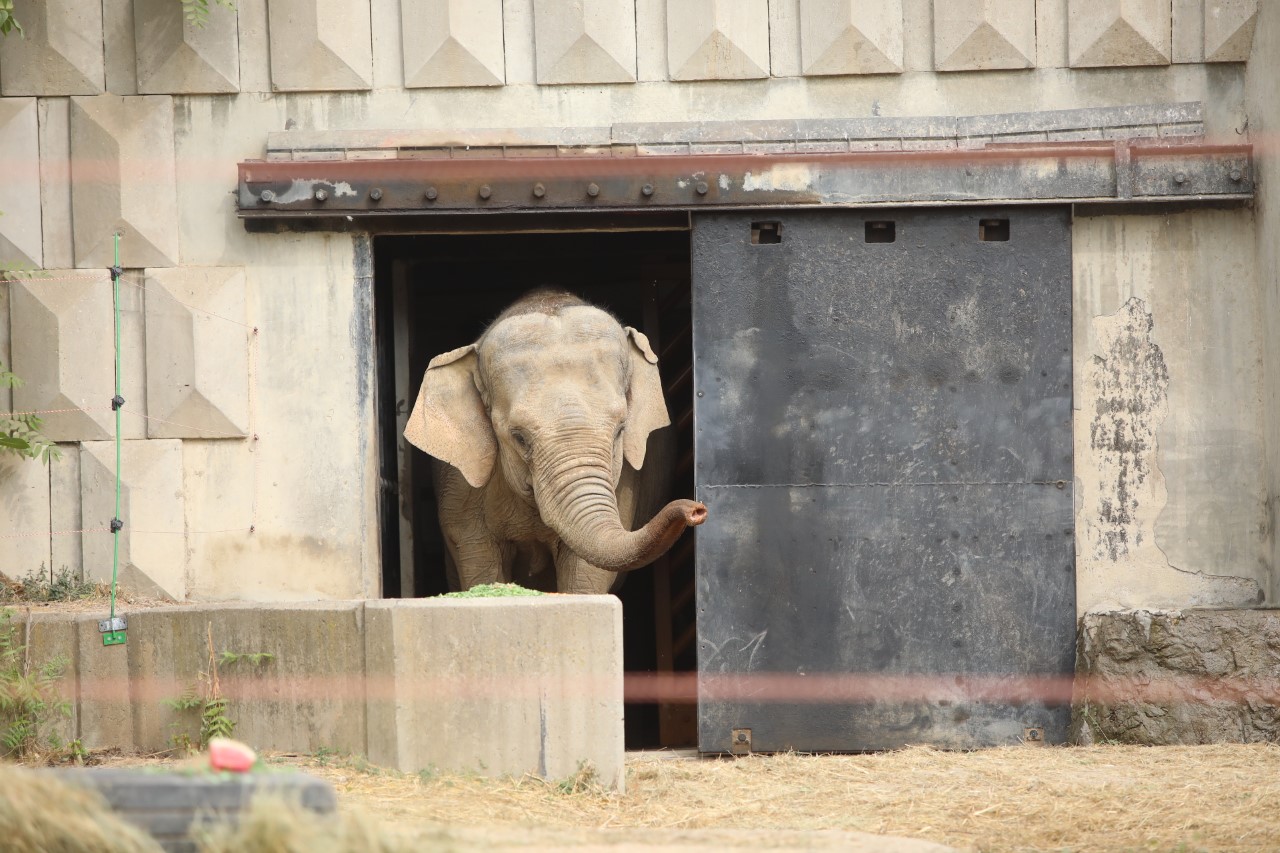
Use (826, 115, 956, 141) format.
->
(134, 0, 241, 94)
(0, 98, 43, 268)
(934, 0, 1036, 71)
(667, 0, 770, 81)
(0, 0, 105, 95)
(80, 439, 185, 601)
(1069, 0, 1173, 67)
(799, 0, 904, 76)
(69, 95, 179, 270)
(403, 0, 506, 87)
(144, 267, 249, 440)
(267, 0, 374, 91)
(9, 273, 116, 442)
(533, 0, 638, 84)
(366, 596, 625, 789)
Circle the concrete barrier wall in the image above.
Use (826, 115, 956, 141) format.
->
(7, 597, 625, 788)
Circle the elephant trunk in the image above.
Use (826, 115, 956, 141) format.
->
(533, 435, 706, 572)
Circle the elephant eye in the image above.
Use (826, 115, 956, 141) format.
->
(511, 430, 529, 450)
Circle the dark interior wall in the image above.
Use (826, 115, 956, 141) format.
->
(374, 229, 696, 747)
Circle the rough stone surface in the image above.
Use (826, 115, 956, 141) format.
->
(75, 613, 133, 751)
(0, 455, 51, 579)
(1075, 609, 1280, 743)
(0, 0, 105, 95)
(134, 0, 240, 94)
(0, 99, 43, 268)
(800, 0, 904, 75)
(267, 0, 374, 91)
(144, 267, 249, 439)
(366, 597, 625, 789)
(533, 0, 637, 84)
(69, 95, 179, 269)
(1204, 0, 1258, 61)
(934, 0, 1036, 71)
(9, 274, 115, 442)
(125, 604, 367, 754)
(402, 0, 505, 87)
(81, 440, 185, 600)
(666, 0, 770, 81)
(36, 98, 73, 270)
(1069, 0, 1173, 67)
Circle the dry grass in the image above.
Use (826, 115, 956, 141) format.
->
(269, 744, 1280, 852)
(0, 763, 163, 853)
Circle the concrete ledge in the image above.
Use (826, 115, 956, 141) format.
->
(1074, 609, 1280, 744)
(366, 596, 624, 790)
(8, 598, 624, 788)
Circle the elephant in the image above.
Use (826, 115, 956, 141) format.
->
(403, 289, 707, 595)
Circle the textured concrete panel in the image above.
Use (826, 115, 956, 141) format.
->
(402, 0, 505, 87)
(267, 0, 374, 91)
(1038, 0, 1070, 66)
(237, 0, 273, 92)
(667, 0, 770, 80)
(0, 0, 105, 95)
(126, 604, 367, 754)
(1069, 0, 1173, 67)
(0, 456, 51, 580)
(69, 95, 179, 269)
(49, 445, 82, 579)
(134, 0, 240, 94)
(9, 275, 114, 442)
(0, 99, 42, 268)
(103, 0, 139, 94)
(767, 0, 802, 77)
(800, 0, 904, 75)
(81, 440, 185, 600)
(75, 614, 133, 751)
(533, 0, 638, 84)
(1204, 0, 1258, 61)
(37, 98, 73, 270)
(366, 597, 625, 789)
(935, 0, 1036, 71)
(1076, 610, 1280, 744)
(144, 268, 249, 439)
(1173, 0, 1205, 62)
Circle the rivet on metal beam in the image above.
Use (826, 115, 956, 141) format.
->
(258, 189, 276, 204)
(533, 183, 546, 198)
(1230, 169, 1243, 183)
(587, 182, 600, 198)
(369, 188, 383, 202)
(695, 181, 709, 196)
(641, 184, 655, 198)
(1173, 172, 1187, 185)
(479, 185, 492, 200)
(314, 188, 329, 202)
(424, 187, 438, 202)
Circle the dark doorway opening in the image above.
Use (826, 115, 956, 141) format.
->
(373, 229, 698, 749)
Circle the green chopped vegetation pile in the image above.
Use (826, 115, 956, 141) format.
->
(439, 583, 545, 599)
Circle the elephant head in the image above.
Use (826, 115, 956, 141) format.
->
(404, 291, 706, 572)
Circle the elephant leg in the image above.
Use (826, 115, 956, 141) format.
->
(554, 544, 618, 595)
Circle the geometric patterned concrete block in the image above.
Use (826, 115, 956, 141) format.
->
(1204, 0, 1257, 62)
(799, 0, 905, 75)
(934, 0, 1036, 71)
(144, 267, 248, 439)
(533, 0, 638, 84)
(80, 440, 185, 600)
(0, 455, 51, 581)
(667, 0, 769, 80)
(102, 0, 139, 95)
(0, 99, 42, 269)
(134, 0, 240, 93)
(49, 445, 83, 579)
(402, 0, 505, 87)
(267, 0, 374, 91)
(37, 97, 74, 270)
(69, 95, 179, 269)
(9, 275, 115, 442)
(1069, 0, 1172, 67)
(0, 0, 106, 95)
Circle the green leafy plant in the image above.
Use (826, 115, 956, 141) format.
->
(219, 650, 276, 668)
(0, 565, 102, 604)
(0, 361, 59, 464)
(164, 623, 246, 753)
(0, 0, 21, 37)
(182, 0, 236, 27)
(0, 609, 72, 759)
(440, 582, 544, 599)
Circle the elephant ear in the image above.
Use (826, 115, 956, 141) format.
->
(623, 327, 671, 470)
(404, 344, 496, 489)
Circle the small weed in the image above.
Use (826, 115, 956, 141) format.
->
(0, 609, 72, 759)
(163, 623, 244, 753)
(554, 761, 601, 795)
(219, 650, 276, 668)
(314, 745, 338, 766)
(0, 565, 103, 603)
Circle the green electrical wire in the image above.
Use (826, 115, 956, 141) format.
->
(108, 233, 122, 643)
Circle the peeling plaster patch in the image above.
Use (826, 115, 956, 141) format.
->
(743, 165, 813, 192)
(1085, 297, 1168, 562)
(275, 179, 358, 204)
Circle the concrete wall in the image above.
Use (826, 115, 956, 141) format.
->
(0, 1, 1272, 612)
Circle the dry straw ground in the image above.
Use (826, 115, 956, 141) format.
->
(268, 743, 1280, 851)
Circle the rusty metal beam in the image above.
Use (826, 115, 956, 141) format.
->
(237, 141, 1252, 222)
